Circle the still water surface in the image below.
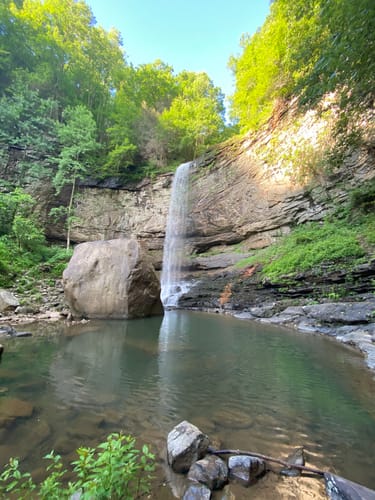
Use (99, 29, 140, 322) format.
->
(1, 310, 375, 490)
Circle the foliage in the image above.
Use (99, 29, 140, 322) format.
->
(236, 214, 374, 280)
(0, 433, 155, 500)
(53, 104, 99, 248)
(1, 0, 232, 184)
(0, 186, 71, 286)
(160, 71, 226, 160)
(0, 78, 58, 182)
(230, 0, 375, 131)
(348, 178, 375, 214)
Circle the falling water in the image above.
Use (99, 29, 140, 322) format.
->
(160, 161, 192, 308)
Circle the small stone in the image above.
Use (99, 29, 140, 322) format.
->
(280, 447, 305, 477)
(188, 455, 228, 490)
(183, 483, 211, 500)
(228, 455, 266, 486)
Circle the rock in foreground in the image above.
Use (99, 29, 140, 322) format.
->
(167, 421, 210, 473)
(63, 238, 163, 319)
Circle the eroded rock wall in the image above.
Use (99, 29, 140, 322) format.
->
(40, 104, 374, 266)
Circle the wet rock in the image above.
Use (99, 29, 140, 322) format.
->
(183, 482, 212, 500)
(212, 408, 253, 430)
(167, 421, 210, 473)
(249, 303, 277, 318)
(188, 455, 228, 490)
(228, 455, 266, 486)
(0, 290, 19, 313)
(63, 238, 163, 319)
(0, 324, 16, 336)
(0, 398, 34, 426)
(324, 472, 375, 500)
(280, 447, 305, 477)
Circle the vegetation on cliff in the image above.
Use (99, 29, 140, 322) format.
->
(0, 0, 374, 288)
(230, 0, 374, 131)
(237, 181, 375, 291)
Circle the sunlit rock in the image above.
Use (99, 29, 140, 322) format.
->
(183, 482, 212, 499)
(167, 421, 209, 473)
(63, 238, 163, 319)
(228, 455, 266, 486)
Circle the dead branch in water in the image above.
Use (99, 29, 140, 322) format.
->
(207, 447, 325, 476)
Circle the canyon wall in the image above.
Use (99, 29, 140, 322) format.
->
(41, 105, 374, 268)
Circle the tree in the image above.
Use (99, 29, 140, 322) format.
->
(52, 105, 99, 249)
(0, 78, 58, 182)
(160, 71, 226, 159)
(229, 0, 375, 131)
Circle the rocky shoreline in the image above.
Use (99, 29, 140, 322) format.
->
(179, 258, 375, 375)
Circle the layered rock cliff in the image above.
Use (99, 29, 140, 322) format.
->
(41, 100, 374, 272)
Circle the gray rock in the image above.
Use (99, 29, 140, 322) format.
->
(167, 421, 210, 473)
(192, 253, 252, 271)
(0, 324, 16, 336)
(228, 455, 266, 486)
(63, 238, 163, 319)
(0, 289, 19, 313)
(325, 472, 375, 500)
(183, 483, 212, 500)
(188, 455, 228, 490)
(302, 302, 375, 324)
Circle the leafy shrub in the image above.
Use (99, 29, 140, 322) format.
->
(0, 433, 155, 500)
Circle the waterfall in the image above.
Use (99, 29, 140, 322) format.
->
(160, 161, 192, 308)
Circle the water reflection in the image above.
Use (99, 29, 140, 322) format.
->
(49, 322, 129, 408)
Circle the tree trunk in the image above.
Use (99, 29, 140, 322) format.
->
(66, 177, 76, 250)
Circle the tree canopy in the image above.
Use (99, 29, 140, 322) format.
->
(0, 0, 229, 186)
(229, 0, 375, 131)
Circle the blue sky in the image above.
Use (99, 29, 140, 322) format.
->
(86, 0, 270, 101)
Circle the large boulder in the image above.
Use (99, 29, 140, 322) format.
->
(63, 238, 163, 319)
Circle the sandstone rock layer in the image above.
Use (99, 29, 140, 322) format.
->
(63, 238, 163, 319)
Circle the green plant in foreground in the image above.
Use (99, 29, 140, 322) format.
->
(0, 433, 155, 500)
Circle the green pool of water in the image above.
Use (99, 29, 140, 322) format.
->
(1, 310, 375, 490)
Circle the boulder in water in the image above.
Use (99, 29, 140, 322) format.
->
(324, 472, 375, 500)
(63, 238, 162, 319)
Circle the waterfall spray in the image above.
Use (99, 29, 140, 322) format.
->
(160, 162, 192, 308)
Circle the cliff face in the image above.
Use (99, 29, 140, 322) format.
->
(43, 101, 374, 269)
(187, 139, 373, 254)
